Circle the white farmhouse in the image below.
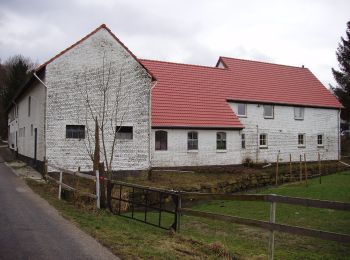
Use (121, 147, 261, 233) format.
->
(7, 24, 342, 171)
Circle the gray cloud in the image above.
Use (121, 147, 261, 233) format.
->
(0, 0, 349, 87)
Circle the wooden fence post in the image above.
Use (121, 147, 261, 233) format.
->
(177, 193, 182, 233)
(275, 153, 279, 186)
(58, 171, 63, 200)
(304, 154, 308, 186)
(96, 169, 100, 209)
(318, 153, 322, 184)
(299, 154, 302, 182)
(289, 154, 292, 180)
(268, 198, 276, 260)
(99, 162, 106, 208)
(43, 157, 48, 180)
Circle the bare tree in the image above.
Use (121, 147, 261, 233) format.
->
(75, 53, 133, 178)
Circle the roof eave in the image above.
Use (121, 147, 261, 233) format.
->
(152, 125, 244, 130)
(226, 98, 343, 110)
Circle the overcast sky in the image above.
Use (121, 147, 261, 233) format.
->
(0, 0, 349, 87)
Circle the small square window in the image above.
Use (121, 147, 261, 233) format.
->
(237, 103, 247, 117)
(263, 105, 274, 119)
(259, 134, 268, 148)
(298, 134, 305, 147)
(294, 107, 304, 120)
(317, 134, 324, 146)
(116, 126, 133, 140)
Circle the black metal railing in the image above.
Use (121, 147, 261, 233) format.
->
(107, 180, 180, 231)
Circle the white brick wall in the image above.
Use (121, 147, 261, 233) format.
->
(45, 29, 152, 171)
(151, 129, 242, 167)
(229, 102, 340, 163)
(8, 81, 46, 161)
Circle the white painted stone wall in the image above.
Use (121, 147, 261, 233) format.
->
(8, 107, 18, 150)
(7, 81, 46, 161)
(151, 129, 242, 167)
(229, 102, 340, 163)
(45, 28, 152, 171)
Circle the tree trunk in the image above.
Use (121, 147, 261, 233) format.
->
(98, 162, 106, 208)
(93, 117, 100, 172)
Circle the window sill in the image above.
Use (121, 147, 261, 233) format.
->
(238, 115, 247, 118)
(294, 118, 304, 121)
(298, 145, 306, 148)
(155, 149, 168, 152)
(264, 117, 274, 119)
(317, 145, 324, 148)
(259, 146, 268, 149)
(187, 150, 198, 153)
(216, 149, 227, 153)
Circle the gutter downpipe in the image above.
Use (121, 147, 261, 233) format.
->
(256, 124, 259, 163)
(33, 72, 48, 162)
(149, 80, 157, 170)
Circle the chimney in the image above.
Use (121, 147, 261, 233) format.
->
(302, 65, 304, 68)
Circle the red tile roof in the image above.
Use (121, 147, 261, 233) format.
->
(141, 57, 341, 129)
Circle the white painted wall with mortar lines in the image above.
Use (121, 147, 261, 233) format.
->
(8, 81, 46, 161)
(45, 29, 152, 171)
(229, 102, 339, 163)
(7, 28, 340, 170)
(151, 129, 242, 167)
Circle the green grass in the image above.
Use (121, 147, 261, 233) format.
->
(179, 172, 350, 259)
(26, 179, 231, 259)
(26, 172, 350, 259)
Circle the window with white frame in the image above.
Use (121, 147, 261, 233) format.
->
(294, 107, 304, 120)
(216, 132, 227, 150)
(298, 134, 305, 147)
(188, 131, 198, 150)
(317, 134, 324, 146)
(259, 133, 268, 148)
(263, 105, 274, 118)
(237, 103, 247, 117)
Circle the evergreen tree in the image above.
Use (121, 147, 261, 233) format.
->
(332, 21, 350, 121)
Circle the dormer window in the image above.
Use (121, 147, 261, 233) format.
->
(237, 103, 247, 117)
(294, 107, 304, 120)
(263, 105, 274, 119)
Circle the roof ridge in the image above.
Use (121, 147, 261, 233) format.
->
(35, 24, 155, 79)
(220, 56, 307, 70)
(140, 58, 227, 70)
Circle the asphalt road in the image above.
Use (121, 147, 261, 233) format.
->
(0, 155, 119, 260)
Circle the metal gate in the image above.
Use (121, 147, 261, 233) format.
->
(107, 180, 180, 231)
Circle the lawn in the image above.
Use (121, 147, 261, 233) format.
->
(179, 172, 350, 259)
(26, 171, 350, 259)
(26, 179, 231, 259)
